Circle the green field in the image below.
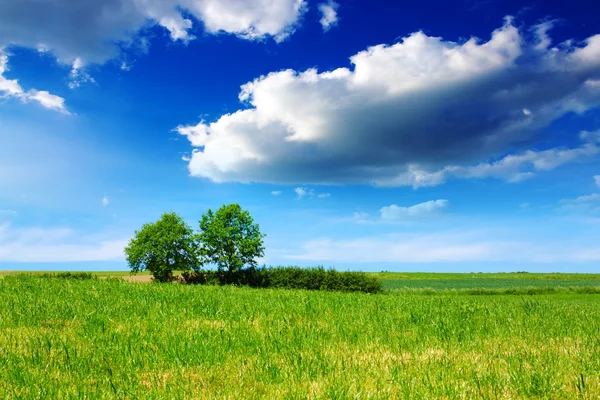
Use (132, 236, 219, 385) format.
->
(374, 272, 600, 292)
(1, 273, 600, 398)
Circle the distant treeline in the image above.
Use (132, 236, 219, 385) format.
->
(26, 272, 96, 280)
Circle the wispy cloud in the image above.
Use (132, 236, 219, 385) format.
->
(102, 196, 109, 206)
(271, 190, 282, 196)
(0, 49, 69, 114)
(295, 187, 312, 199)
(0, 223, 127, 262)
(284, 228, 600, 263)
(558, 193, 600, 215)
(294, 187, 330, 199)
(342, 200, 449, 224)
(380, 200, 448, 221)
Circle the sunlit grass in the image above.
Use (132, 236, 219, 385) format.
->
(1, 275, 599, 398)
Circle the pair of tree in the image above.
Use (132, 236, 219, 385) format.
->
(124, 204, 265, 282)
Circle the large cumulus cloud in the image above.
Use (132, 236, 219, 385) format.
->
(178, 18, 600, 186)
(0, 0, 307, 64)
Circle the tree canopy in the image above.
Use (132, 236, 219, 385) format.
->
(124, 212, 197, 282)
(196, 203, 265, 274)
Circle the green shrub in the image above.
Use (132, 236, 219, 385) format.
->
(181, 266, 381, 294)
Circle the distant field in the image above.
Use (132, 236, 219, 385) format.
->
(369, 272, 600, 292)
(4, 270, 600, 292)
(1, 274, 599, 398)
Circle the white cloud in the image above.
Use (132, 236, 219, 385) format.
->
(102, 196, 109, 206)
(380, 200, 448, 220)
(294, 187, 329, 199)
(382, 130, 600, 188)
(179, 19, 600, 187)
(318, 1, 339, 31)
(0, 49, 69, 113)
(0, 0, 307, 66)
(338, 200, 448, 224)
(271, 190, 282, 196)
(0, 50, 22, 96)
(68, 57, 95, 89)
(0, 223, 126, 262)
(26, 90, 70, 114)
(295, 187, 313, 199)
(595, 175, 600, 187)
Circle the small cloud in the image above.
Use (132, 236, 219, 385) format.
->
(519, 202, 531, 209)
(295, 187, 314, 199)
(380, 200, 449, 221)
(295, 187, 308, 198)
(27, 90, 70, 114)
(295, 187, 329, 199)
(271, 190, 282, 196)
(69, 57, 95, 89)
(523, 108, 532, 116)
(120, 61, 132, 71)
(318, 1, 339, 31)
(342, 200, 449, 224)
(595, 175, 600, 188)
(102, 196, 109, 206)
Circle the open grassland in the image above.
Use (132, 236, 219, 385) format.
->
(1, 275, 600, 399)
(373, 272, 600, 293)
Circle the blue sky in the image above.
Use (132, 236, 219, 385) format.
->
(1, 0, 600, 272)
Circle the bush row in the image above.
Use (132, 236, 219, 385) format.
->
(28, 272, 96, 280)
(180, 266, 382, 294)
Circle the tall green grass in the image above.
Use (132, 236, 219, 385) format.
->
(1, 275, 599, 398)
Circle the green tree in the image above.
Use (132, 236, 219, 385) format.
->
(125, 212, 197, 282)
(196, 204, 265, 276)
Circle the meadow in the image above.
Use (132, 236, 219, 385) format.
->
(375, 272, 600, 292)
(1, 273, 599, 398)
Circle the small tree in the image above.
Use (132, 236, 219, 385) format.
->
(125, 212, 197, 282)
(196, 204, 265, 277)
